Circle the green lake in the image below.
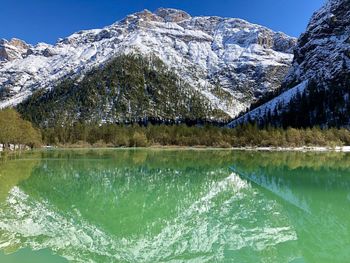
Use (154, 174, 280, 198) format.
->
(0, 149, 349, 262)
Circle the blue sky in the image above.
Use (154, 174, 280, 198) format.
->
(2, 0, 325, 44)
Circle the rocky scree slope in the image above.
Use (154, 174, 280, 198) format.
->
(0, 8, 296, 120)
(228, 0, 350, 128)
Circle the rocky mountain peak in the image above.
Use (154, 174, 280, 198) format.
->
(155, 8, 191, 22)
(125, 9, 163, 23)
(8, 38, 29, 49)
(120, 8, 191, 25)
(0, 38, 31, 61)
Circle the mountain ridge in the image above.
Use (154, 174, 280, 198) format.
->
(0, 8, 296, 120)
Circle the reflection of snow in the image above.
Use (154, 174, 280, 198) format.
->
(0, 174, 298, 262)
(0, 187, 124, 262)
(188, 172, 250, 214)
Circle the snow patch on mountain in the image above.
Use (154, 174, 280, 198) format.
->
(227, 81, 308, 127)
(0, 8, 296, 117)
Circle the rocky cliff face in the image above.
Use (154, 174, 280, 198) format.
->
(0, 8, 296, 118)
(0, 38, 31, 61)
(284, 0, 350, 87)
(228, 0, 350, 128)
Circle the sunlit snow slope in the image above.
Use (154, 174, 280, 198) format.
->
(0, 8, 296, 118)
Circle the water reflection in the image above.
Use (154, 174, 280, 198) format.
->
(0, 150, 349, 262)
(232, 152, 350, 263)
(0, 153, 39, 202)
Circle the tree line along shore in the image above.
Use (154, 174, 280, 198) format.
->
(0, 109, 41, 151)
(1, 108, 350, 150)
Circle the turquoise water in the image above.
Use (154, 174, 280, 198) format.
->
(0, 149, 349, 262)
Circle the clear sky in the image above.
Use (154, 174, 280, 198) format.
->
(2, 0, 326, 45)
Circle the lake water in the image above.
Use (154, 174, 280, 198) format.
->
(0, 149, 349, 263)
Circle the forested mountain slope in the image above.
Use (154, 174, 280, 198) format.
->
(18, 55, 228, 127)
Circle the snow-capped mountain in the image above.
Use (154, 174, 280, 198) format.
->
(0, 38, 31, 61)
(0, 8, 296, 118)
(228, 0, 350, 128)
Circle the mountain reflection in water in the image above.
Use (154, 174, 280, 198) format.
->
(0, 150, 349, 263)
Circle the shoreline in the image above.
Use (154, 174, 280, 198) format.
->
(41, 145, 350, 152)
(231, 146, 350, 152)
